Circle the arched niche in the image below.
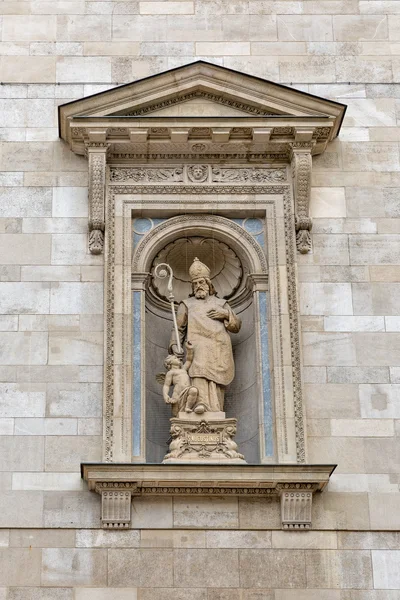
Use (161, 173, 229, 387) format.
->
(132, 215, 271, 464)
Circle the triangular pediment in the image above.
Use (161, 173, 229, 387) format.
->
(59, 61, 346, 143)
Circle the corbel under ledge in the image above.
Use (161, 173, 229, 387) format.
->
(81, 463, 336, 530)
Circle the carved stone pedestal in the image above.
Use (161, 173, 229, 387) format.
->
(163, 412, 246, 464)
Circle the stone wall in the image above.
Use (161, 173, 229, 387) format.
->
(0, 0, 400, 597)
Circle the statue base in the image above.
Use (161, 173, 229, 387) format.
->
(163, 413, 246, 464)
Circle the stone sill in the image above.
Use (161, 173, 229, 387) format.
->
(81, 463, 336, 530)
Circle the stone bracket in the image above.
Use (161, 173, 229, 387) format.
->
(95, 482, 138, 529)
(86, 142, 109, 255)
(290, 143, 313, 254)
(277, 483, 319, 529)
(82, 463, 336, 530)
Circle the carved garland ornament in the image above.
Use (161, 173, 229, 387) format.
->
(105, 184, 305, 464)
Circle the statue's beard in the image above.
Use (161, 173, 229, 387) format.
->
(195, 288, 208, 299)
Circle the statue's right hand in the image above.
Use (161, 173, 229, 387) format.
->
(171, 344, 184, 359)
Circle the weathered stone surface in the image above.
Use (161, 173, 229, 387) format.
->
(372, 550, 400, 588)
(43, 491, 100, 528)
(173, 497, 239, 528)
(108, 549, 173, 587)
(174, 549, 239, 588)
(305, 549, 373, 588)
(42, 548, 107, 586)
(239, 549, 306, 588)
(45, 436, 101, 472)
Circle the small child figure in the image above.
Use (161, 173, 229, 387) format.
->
(157, 342, 199, 416)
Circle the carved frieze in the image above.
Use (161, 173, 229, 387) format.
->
(109, 166, 184, 183)
(211, 166, 287, 183)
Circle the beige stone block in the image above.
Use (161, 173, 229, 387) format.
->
(303, 367, 327, 383)
(0, 332, 48, 365)
(309, 234, 350, 265)
(370, 266, 400, 282)
(272, 531, 337, 549)
(21, 266, 81, 282)
(350, 236, 400, 266)
(0, 548, 41, 586)
(277, 15, 332, 41)
(345, 99, 396, 127)
(141, 42, 194, 56)
(78, 366, 103, 383)
(14, 417, 77, 436)
(275, 592, 340, 600)
(223, 56, 279, 80)
(251, 41, 306, 55)
(310, 187, 346, 218)
(50, 282, 103, 315)
(337, 56, 393, 83)
(57, 15, 111, 42)
(52, 186, 88, 217)
(346, 187, 399, 218)
(239, 549, 305, 588)
(353, 283, 400, 315)
(0, 436, 44, 471)
(328, 365, 390, 384)
(306, 549, 373, 588)
(305, 384, 360, 418)
(131, 497, 173, 528)
(56, 57, 111, 83)
(0, 491, 43, 527)
(12, 472, 83, 491)
(140, 529, 205, 548)
(80, 266, 103, 282)
(77, 418, 102, 435)
(389, 16, 400, 41)
(7, 587, 73, 600)
(372, 550, 400, 588)
(331, 418, 394, 437)
(324, 316, 385, 332)
(108, 549, 173, 587)
(308, 437, 365, 473)
(391, 368, 400, 383)
(343, 143, 400, 173)
(84, 41, 140, 56)
(113, 15, 167, 41)
(206, 530, 271, 549)
(10, 529, 75, 548)
(364, 438, 400, 473)
(377, 218, 400, 234)
(174, 497, 238, 528)
(77, 529, 140, 548)
(47, 383, 102, 418)
(279, 56, 336, 83)
(3, 15, 57, 42)
(361, 1, 400, 13)
(340, 128, 370, 142)
(333, 16, 388, 42)
(324, 473, 398, 493)
(369, 494, 400, 529)
(0, 419, 14, 434)
(300, 283, 353, 316)
(339, 531, 400, 549)
(224, 14, 278, 42)
(0, 282, 50, 313)
(355, 333, 400, 366)
(137, 590, 206, 600)
(195, 42, 249, 55)
(0, 56, 56, 83)
(0, 187, 51, 217)
(302, 333, 356, 366)
(308, 419, 331, 436)
(0, 315, 17, 332)
(75, 591, 136, 600)
(42, 548, 107, 586)
(0, 266, 20, 282)
(321, 266, 369, 283)
(49, 332, 103, 365)
(51, 234, 102, 265)
(238, 498, 280, 529)
(174, 548, 239, 588)
(141, 2, 193, 14)
(0, 234, 51, 265)
(360, 384, 400, 418)
(45, 436, 101, 472)
(23, 216, 87, 233)
(164, 15, 222, 42)
(43, 491, 100, 528)
(17, 365, 79, 383)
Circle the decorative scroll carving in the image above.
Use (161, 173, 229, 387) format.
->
(95, 482, 138, 529)
(109, 167, 184, 183)
(211, 166, 286, 183)
(87, 143, 108, 255)
(277, 483, 319, 529)
(164, 418, 245, 463)
(290, 144, 313, 254)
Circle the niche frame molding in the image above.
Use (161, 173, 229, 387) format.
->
(57, 61, 344, 525)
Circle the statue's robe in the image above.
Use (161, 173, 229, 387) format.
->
(169, 295, 241, 412)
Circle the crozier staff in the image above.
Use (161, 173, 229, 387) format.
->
(169, 257, 241, 413)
